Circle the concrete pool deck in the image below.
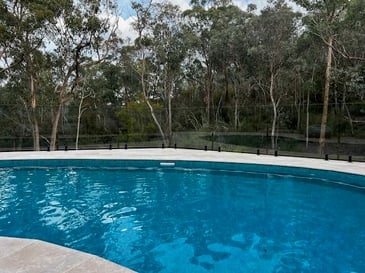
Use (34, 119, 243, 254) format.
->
(0, 237, 136, 273)
(0, 148, 364, 272)
(0, 148, 364, 175)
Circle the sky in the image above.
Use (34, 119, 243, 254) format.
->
(115, 0, 300, 42)
(117, 0, 286, 18)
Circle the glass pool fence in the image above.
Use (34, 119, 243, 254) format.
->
(0, 103, 364, 162)
(1, 131, 364, 162)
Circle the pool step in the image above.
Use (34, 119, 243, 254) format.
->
(160, 162, 175, 167)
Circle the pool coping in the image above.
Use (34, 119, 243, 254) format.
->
(0, 237, 136, 273)
(1, 148, 365, 273)
(1, 148, 364, 176)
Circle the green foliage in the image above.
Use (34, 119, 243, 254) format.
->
(1, 0, 365, 153)
(117, 101, 162, 142)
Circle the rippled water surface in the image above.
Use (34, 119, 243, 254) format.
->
(1, 164, 365, 273)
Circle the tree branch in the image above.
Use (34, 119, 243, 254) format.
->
(310, 30, 365, 62)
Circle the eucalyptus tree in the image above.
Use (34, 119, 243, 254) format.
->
(337, 0, 365, 62)
(183, 2, 217, 127)
(251, 0, 300, 149)
(184, 0, 260, 130)
(0, 0, 120, 151)
(293, 0, 354, 155)
(184, 0, 242, 128)
(0, 1, 15, 74)
(132, 1, 188, 146)
(72, 62, 128, 149)
(207, 4, 255, 129)
(334, 0, 365, 134)
(294, 30, 324, 149)
(132, 0, 167, 145)
(46, 0, 120, 151)
(148, 2, 188, 145)
(0, 0, 63, 150)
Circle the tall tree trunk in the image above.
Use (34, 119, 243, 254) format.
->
(221, 68, 230, 123)
(165, 69, 173, 146)
(306, 85, 310, 150)
(342, 86, 354, 135)
(140, 52, 166, 146)
(234, 83, 239, 131)
(306, 67, 315, 150)
(205, 65, 213, 126)
(50, 100, 63, 151)
(145, 97, 166, 145)
(30, 75, 40, 151)
(295, 79, 302, 131)
(76, 94, 85, 150)
(319, 35, 333, 155)
(32, 118, 40, 151)
(133, 3, 167, 146)
(168, 93, 172, 146)
(269, 71, 277, 150)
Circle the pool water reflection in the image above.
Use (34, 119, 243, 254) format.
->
(0, 160, 365, 273)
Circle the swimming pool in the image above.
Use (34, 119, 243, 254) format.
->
(1, 158, 365, 273)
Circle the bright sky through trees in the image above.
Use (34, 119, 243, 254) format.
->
(117, 0, 291, 19)
(116, 0, 301, 41)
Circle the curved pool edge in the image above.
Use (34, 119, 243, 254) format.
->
(0, 148, 364, 176)
(1, 148, 365, 272)
(0, 237, 136, 273)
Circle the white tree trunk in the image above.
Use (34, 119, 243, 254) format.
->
(141, 53, 166, 146)
(75, 94, 85, 150)
(166, 70, 173, 146)
(269, 71, 277, 150)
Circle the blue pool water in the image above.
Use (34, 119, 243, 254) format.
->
(1, 159, 365, 273)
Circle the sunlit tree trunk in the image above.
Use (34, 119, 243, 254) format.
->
(140, 48, 166, 145)
(75, 91, 88, 150)
(166, 69, 173, 146)
(269, 70, 278, 150)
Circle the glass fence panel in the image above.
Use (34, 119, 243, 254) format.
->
(0, 103, 364, 162)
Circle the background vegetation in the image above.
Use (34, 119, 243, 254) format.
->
(1, 0, 364, 161)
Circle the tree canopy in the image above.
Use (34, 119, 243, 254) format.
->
(1, 0, 364, 156)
